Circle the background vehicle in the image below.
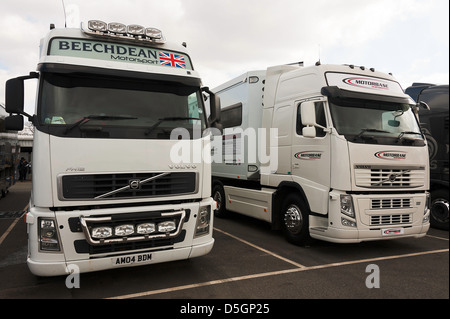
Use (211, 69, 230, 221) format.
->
(0, 103, 19, 198)
(406, 83, 449, 230)
(210, 63, 430, 245)
(4, 20, 221, 276)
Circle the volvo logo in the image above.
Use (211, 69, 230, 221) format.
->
(389, 174, 398, 182)
(374, 170, 411, 186)
(129, 179, 141, 190)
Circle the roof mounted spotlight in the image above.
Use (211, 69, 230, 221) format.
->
(108, 22, 127, 35)
(127, 24, 145, 37)
(145, 28, 163, 40)
(88, 20, 107, 33)
(370, 68, 375, 72)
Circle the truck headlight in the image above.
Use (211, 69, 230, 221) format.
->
(195, 206, 211, 237)
(39, 218, 61, 251)
(423, 192, 431, 223)
(340, 194, 355, 218)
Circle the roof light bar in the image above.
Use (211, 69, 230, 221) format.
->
(83, 20, 166, 43)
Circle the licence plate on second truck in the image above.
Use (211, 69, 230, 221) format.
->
(381, 227, 404, 236)
(112, 253, 152, 266)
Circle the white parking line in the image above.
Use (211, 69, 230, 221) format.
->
(108, 248, 448, 299)
(0, 217, 21, 246)
(108, 228, 449, 299)
(426, 234, 449, 241)
(0, 204, 28, 247)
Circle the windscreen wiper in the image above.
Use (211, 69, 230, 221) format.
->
(397, 131, 422, 140)
(64, 115, 137, 134)
(144, 117, 200, 136)
(353, 128, 390, 141)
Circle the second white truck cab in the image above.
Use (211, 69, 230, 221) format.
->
(211, 63, 430, 244)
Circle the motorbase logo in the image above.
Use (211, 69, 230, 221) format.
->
(294, 151, 323, 160)
(343, 77, 389, 90)
(374, 151, 406, 160)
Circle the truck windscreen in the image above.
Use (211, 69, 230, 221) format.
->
(328, 98, 425, 146)
(37, 72, 206, 139)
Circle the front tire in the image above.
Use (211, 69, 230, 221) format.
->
(212, 184, 227, 218)
(430, 189, 449, 230)
(281, 194, 310, 245)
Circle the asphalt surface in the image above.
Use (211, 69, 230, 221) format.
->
(0, 181, 448, 314)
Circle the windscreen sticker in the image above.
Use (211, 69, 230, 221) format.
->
(325, 73, 404, 95)
(49, 38, 193, 70)
(343, 77, 389, 90)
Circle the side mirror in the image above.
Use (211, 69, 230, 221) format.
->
(418, 101, 430, 110)
(202, 87, 222, 133)
(302, 126, 316, 138)
(5, 78, 25, 114)
(5, 114, 24, 131)
(301, 101, 317, 126)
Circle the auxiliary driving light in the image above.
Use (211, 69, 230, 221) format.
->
(158, 221, 177, 233)
(108, 22, 127, 35)
(91, 226, 113, 239)
(145, 28, 163, 40)
(136, 223, 156, 234)
(127, 24, 145, 36)
(85, 20, 166, 43)
(115, 224, 135, 236)
(88, 20, 107, 32)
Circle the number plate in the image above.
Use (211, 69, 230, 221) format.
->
(112, 253, 152, 266)
(381, 227, 404, 236)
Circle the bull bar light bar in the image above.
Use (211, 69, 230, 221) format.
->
(83, 20, 165, 43)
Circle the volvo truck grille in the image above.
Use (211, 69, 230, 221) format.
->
(370, 214, 412, 226)
(59, 172, 197, 200)
(355, 167, 425, 188)
(371, 198, 411, 209)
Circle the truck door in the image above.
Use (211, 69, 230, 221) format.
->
(291, 100, 331, 215)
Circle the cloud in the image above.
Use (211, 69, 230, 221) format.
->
(1, 0, 448, 113)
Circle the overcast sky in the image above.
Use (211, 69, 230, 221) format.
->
(1, 0, 448, 116)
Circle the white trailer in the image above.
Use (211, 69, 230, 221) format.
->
(211, 63, 431, 244)
(5, 20, 220, 276)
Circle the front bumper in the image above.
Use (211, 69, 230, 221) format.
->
(26, 197, 215, 276)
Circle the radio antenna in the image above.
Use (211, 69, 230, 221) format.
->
(62, 0, 67, 27)
(315, 44, 322, 66)
(318, 44, 321, 63)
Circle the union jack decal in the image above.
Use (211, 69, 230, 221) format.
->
(159, 52, 186, 69)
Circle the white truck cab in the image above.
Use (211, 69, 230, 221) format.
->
(211, 63, 430, 244)
(5, 21, 221, 276)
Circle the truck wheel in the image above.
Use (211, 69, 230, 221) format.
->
(212, 184, 227, 218)
(430, 189, 449, 230)
(281, 194, 310, 245)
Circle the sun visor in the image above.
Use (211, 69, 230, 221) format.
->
(321, 86, 412, 104)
